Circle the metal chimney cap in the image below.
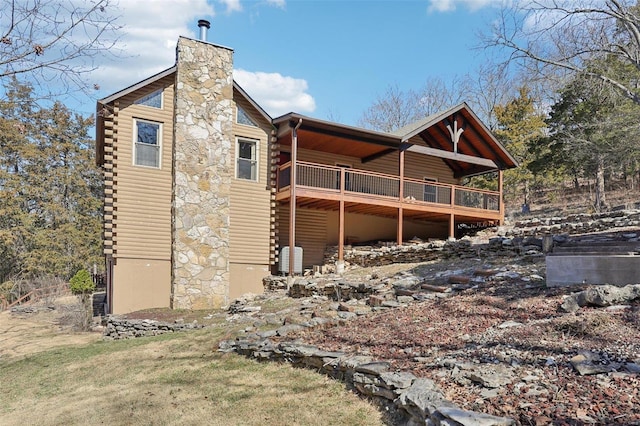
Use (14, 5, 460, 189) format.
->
(198, 19, 211, 29)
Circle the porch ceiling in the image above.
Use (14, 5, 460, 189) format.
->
(276, 115, 401, 160)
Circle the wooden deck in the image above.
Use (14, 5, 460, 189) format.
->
(276, 161, 502, 223)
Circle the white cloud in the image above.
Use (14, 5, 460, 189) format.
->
(427, 0, 499, 13)
(91, 0, 215, 96)
(87, 0, 300, 117)
(234, 69, 316, 117)
(219, 0, 242, 14)
(266, 0, 286, 8)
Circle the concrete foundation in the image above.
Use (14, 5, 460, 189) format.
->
(546, 254, 640, 287)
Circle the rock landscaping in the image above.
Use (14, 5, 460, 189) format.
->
(324, 209, 640, 269)
(220, 336, 515, 426)
(221, 228, 639, 425)
(103, 317, 204, 339)
(103, 211, 640, 425)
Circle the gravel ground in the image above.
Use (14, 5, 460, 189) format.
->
(289, 256, 640, 426)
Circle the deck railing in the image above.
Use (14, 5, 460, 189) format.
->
(455, 187, 500, 211)
(276, 161, 500, 212)
(403, 179, 453, 205)
(346, 168, 400, 197)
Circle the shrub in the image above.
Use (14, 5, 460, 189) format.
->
(69, 269, 95, 295)
(69, 269, 96, 331)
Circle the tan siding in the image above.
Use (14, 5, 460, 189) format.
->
(277, 206, 327, 268)
(229, 97, 272, 266)
(229, 263, 270, 299)
(326, 212, 448, 244)
(295, 148, 457, 184)
(110, 74, 175, 260)
(111, 258, 171, 314)
(404, 151, 458, 184)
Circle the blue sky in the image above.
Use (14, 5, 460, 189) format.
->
(87, 0, 503, 126)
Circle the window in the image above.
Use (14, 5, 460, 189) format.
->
(336, 163, 352, 191)
(135, 89, 163, 108)
(236, 105, 257, 127)
(424, 177, 438, 203)
(237, 138, 258, 181)
(134, 119, 161, 168)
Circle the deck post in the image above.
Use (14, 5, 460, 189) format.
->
(398, 148, 405, 246)
(498, 169, 504, 225)
(337, 167, 346, 273)
(397, 207, 403, 246)
(448, 214, 455, 240)
(289, 119, 302, 276)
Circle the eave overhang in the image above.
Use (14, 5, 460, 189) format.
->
(273, 106, 517, 178)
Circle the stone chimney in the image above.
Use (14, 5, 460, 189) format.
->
(171, 36, 234, 310)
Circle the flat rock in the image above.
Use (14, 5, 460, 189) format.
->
(433, 406, 516, 426)
(392, 276, 421, 290)
(559, 296, 580, 313)
(275, 324, 305, 336)
(570, 353, 616, 375)
(398, 378, 453, 419)
(355, 361, 391, 375)
(379, 371, 416, 390)
(397, 295, 415, 304)
(625, 363, 640, 373)
(466, 365, 515, 388)
(574, 285, 640, 307)
(498, 321, 523, 329)
(382, 300, 402, 308)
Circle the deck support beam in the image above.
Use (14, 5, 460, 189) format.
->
(397, 207, 403, 246)
(498, 169, 504, 225)
(449, 214, 455, 240)
(337, 167, 346, 273)
(397, 149, 405, 246)
(288, 119, 302, 276)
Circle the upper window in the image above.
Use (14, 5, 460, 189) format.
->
(236, 138, 258, 181)
(135, 89, 163, 109)
(134, 119, 161, 168)
(236, 105, 257, 127)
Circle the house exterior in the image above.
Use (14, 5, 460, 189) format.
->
(96, 30, 516, 314)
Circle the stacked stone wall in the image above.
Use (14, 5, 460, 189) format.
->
(172, 37, 234, 310)
(103, 316, 204, 340)
(219, 338, 515, 426)
(323, 209, 640, 268)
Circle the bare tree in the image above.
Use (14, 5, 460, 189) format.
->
(358, 85, 422, 132)
(358, 77, 467, 132)
(0, 0, 121, 98)
(485, 0, 640, 105)
(462, 60, 519, 130)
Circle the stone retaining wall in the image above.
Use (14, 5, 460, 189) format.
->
(219, 338, 515, 426)
(322, 209, 640, 268)
(324, 236, 545, 268)
(103, 316, 204, 340)
(508, 209, 640, 237)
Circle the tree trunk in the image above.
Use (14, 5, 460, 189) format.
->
(594, 155, 608, 212)
(81, 293, 93, 331)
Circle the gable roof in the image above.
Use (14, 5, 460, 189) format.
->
(392, 103, 518, 177)
(99, 66, 177, 106)
(95, 63, 516, 178)
(95, 67, 272, 166)
(273, 104, 517, 178)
